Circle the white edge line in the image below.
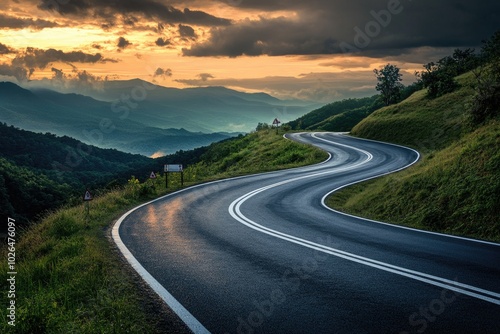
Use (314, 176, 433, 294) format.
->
(110, 134, 335, 334)
(230, 190, 500, 301)
(112, 205, 211, 334)
(229, 198, 500, 305)
(112, 131, 499, 331)
(313, 132, 500, 247)
(227, 137, 500, 305)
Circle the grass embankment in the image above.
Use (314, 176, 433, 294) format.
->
(327, 72, 500, 242)
(0, 129, 328, 333)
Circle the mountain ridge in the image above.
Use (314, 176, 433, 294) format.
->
(0, 80, 316, 155)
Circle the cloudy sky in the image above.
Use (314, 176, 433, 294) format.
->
(0, 0, 498, 102)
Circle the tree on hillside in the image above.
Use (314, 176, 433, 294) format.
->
(471, 30, 500, 124)
(418, 61, 458, 98)
(416, 48, 478, 99)
(373, 64, 404, 106)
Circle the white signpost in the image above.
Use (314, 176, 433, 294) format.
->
(165, 164, 183, 172)
(83, 189, 93, 223)
(164, 164, 184, 188)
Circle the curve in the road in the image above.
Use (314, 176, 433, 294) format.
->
(229, 134, 500, 306)
(112, 133, 500, 333)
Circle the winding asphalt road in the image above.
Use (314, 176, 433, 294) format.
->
(113, 133, 500, 334)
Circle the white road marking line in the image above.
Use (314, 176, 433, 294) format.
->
(113, 208, 211, 334)
(110, 133, 341, 333)
(228, 133, 500, 305)
(313, 132, 500, 247)
(114, 131, 500, 333)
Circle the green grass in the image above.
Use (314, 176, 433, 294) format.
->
(193, 130, 328, 177)
(328, 71, 500, 242)
(0, 129, 327, 333)
(351, 72, 477, 152)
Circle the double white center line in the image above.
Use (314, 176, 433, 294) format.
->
(228, 134, 500, 306)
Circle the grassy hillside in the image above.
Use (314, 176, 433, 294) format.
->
(327, 72, 500, 241)
(351, 72, 476, 151)
(287, 95, 383, 131)
(0, 129, 327, 333)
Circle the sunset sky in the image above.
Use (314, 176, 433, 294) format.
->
(0, 0, 498, 102)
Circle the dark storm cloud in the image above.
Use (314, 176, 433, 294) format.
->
(0, 13, 59, 30)
(36, 0, 231, 27)
(117, 37, 132, 49)
(183, 0, 500, 58)
(155, 37, 171, 47)
(178, 24, 197, 39)
(0, 64, 30, 82)
(198, 73, 214, 81)
(0, 43, 14, 54)
(153, 67, 173, 78)
(51, 67, 64, 80)
(11, 47, 116, 69)
(183, 16, 331, 57)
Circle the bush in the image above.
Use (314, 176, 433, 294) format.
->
(470, 31, 500, 124)
(417, 48, 478, 99)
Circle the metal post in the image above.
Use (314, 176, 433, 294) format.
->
(181, 171, 184, 187)
(165, 172, 168, 189)
(84, 201, 90, 226)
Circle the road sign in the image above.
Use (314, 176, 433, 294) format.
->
(165, 164, 183, 172)
(150, 171, 157, 179)
(164, 164, 184, 188)
(272, 118, 281, 126)
(83, 190, 93, 201)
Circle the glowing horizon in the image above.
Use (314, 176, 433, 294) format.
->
(0, 1, 498, 102)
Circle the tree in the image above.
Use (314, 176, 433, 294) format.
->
(415, 48, 478, 99)
(373, 64, 404, 105)
(255, 122, 270, 131)
(470, 31, 500, 124)
(418, 61, 458, 98)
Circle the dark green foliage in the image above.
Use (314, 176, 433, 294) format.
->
(255, 122, 271, 131)
(0, 129, 327, 333)
(333, 46, 500, 241)
(0, 122, 323, 230)
(0, 123, 165, 227)
(470, 31, 500, 124)
(374, 64, 404, 105)
(0, 157, 71, 223)
(399, 81, 424, 101)
(418, 48, 478, 98)
(331, 121, 500, 241)
(288, 95, 381, 131)
(312, 97, 384, 131)
(163, 145, 209, 166)
(419, 62, 459, 98)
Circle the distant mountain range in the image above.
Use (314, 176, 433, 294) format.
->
(81, 79, 316, 132)
(0, 81, 317, 156)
